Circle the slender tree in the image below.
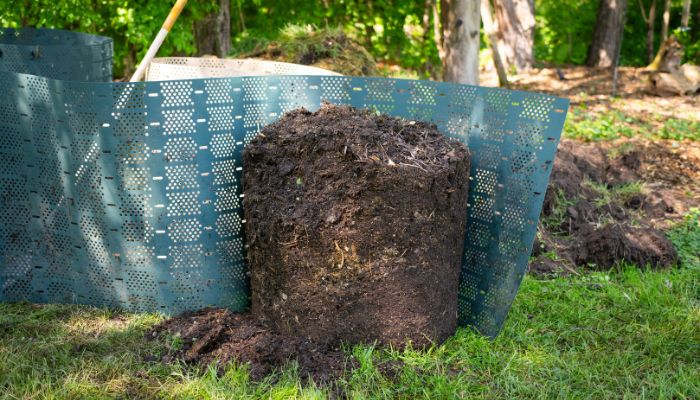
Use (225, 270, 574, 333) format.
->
(681, 0, 692, 27)
(492, 0, 535, 72)
(648, 0, 690, 70)
(481, 0, 509, 87)
(638, 0, 658, 64)
(422, 0, 441, 77)
(587, 0, 628, 68)
(433, 1, 446, 62)
(440, 0, 480, 84)
(661, 0, 671, 41)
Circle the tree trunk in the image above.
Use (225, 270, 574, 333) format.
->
(481, 0, 509, 87)
(440, 0, 480, 84)
(422, 0, 440, 77)
(365, 0, 374, 52)
(492, 0, 535, 72)
(681, 0, 692, 27)
(194, 0, 231, 57)
(236, 0, 246, 33)
(423, 0, 433, 35)
(433, 2, 446, 62)
(661, 0, 671, 41)
(321, 0, 330, 27)
(123, 46, 137, 80)
(365, 25, 375, 52)
(637, 0, 658, 64)
(587, 0, 628, 68)
(646, 0, 657, 63)
(220, 0, 232, 56)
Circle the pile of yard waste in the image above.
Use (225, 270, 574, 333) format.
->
(234, 25, 377, 76)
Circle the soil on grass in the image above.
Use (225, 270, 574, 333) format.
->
(544, 138, 700, 210)
(573, 223, 679, 268)
(149, 104, 470, 382)
(243, 104, 470, 348)
(531, 137, 700, 276)
(147, 308, 354, 383)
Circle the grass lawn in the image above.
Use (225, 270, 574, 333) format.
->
(1, 211, 698, 399)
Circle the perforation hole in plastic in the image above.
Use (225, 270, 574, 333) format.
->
(167, 191, 201, 217)
(164, 137, 198, 162)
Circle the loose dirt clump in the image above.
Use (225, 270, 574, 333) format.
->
(574, 224, 678, 268)
(147, 308, 353, 383)
(149, 104, 470, 382)
(243, 104, 470, 348)
(532, 138, 694, 275)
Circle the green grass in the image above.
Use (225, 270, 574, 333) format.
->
(564, 106, 700, 142)
(2, 211, 699, 399)
(658, 119, 700, 141)
(540, 188, 576, 235)
(2, 110, 699, 397)
(565, 109, 638, 141)
(2, 267, 699, 399)
(584, 180, 644, 208)
(667, 209, 700, 267)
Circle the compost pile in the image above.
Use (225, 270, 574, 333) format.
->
(530, 138, 700, 275)
(237, 26, 377, 76)
(149, 104, 471, 382)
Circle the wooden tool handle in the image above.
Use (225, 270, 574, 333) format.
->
(163, 0, 188, 32)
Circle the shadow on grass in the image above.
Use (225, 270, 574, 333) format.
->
(1, 257, 700, 399)
(0, 303, 166, 398)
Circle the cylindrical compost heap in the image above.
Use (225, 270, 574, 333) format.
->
(243, 105, 470, 346)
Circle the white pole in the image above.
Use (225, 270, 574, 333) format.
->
(130, 0, 189, 82)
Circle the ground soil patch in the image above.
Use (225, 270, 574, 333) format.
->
(147, 308, 353, 383)
(531, 137, 699, 275)
(573, 223, 679, 268)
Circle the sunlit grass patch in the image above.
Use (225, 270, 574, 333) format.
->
(585, 179, 644, 207)
(541, 188, 575, 234)
(3, 264, 700, 399)
(564, 106, 700, 142)
(667, 208, 700, 267)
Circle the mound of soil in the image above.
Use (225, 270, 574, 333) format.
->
(147, 308, 352, 383)
(574, 224, 678, 268)
(532, 138, 693, 275)
(545, 138, 700, 218)
(149, 104, 469, 382)
(243, 104, 470, 348)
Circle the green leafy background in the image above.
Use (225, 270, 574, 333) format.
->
(0, 0, 698, 78)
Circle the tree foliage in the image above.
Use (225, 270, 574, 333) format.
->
(0, 0, 697, 78)
(0, 0, 216, 76)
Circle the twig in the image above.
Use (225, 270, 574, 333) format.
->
(398, 162, 429, 173)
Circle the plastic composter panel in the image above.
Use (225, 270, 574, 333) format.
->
(0, 30, 568, 337)
(147, 57, 341, 81)
(0, 28, 112, 82)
